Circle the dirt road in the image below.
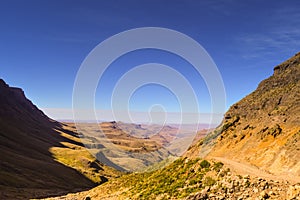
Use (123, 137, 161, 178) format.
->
(210, 157, 300, 184)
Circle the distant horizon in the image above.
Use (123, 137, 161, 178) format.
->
(43, 108, 223, 126)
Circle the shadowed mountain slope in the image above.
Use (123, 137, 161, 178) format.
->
(0, 79, 102, 199)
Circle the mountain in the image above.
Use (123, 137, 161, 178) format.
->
(73, 121, 173, 172)
(0, 79, 119, 199)
(3, 52, 300, 200)
(39, 53, 300, 200)
(186, 52, 300, 179)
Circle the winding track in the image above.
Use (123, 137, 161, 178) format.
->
(210, 157, 300, 184)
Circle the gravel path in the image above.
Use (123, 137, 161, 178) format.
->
(210, 156, 300, 184)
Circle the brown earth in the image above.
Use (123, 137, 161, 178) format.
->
(186, 52, 300, 180)
(69, 121, 194, 172)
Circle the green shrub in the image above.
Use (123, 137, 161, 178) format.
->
(203, 176, 216, 186)
(213, 161, 224, 172)
(200, 160, 211, 168)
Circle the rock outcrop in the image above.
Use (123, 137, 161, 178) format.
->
(188, 52, 300, 178)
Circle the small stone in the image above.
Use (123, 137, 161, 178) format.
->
(204, 186, 211, 192)
(258, 177, 264, 181)
(216, 195, 225, 200)
(287, 185, 300, 199)
(243, 179, 249, 185)
(201, 193, 208, 199)
(209, 193, 215, 197)
(259, 191, 269, 199)
(243, 175, 250, 179)
(237, 196, 243, 200)
(268, 185, 272, 190)
(260, 182, 268, 187)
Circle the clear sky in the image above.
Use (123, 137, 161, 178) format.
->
(1, 0, 300, 123)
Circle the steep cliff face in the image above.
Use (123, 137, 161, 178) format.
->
(0, 79, 96, 199)
(0, 80, 43, 117)
(188, 53, 300, 178)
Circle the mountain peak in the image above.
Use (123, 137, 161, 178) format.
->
(0, 79, 49, 122)
(0, 78, 9, 88)
(273, 52, 300, 75)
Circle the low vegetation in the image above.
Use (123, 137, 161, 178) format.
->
(50, 126, 122, 184)
(49, 157, 300, 200)
(74, 158, 227, 199)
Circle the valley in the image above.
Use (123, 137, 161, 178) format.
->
(1, 54, 300, 199)
(72, 121, 206, 172)
(41, 53, 300, 199)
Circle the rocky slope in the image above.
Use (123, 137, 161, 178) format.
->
(187, 52, 300, 179)
(0, 79, 119, 199)
(44, 158, 300, 200)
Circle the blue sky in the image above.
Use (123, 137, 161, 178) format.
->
(1, 0, 300, 123)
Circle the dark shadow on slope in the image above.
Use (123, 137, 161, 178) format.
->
(96, 152, 126, 172)
(0, 79, 99, 199)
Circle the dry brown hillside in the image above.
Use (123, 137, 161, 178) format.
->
(187, 52, 300, 179)
(72, 121, 178, 172)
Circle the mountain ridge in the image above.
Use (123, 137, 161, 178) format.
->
(0, 79, 118, 199)
(186, 52, 300, 179)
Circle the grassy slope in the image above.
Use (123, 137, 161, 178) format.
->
(46, 157, 299, 200)
(49, 124, 122, 184)
(46, 158, 225, 199)
(0, 121, 121, 199)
